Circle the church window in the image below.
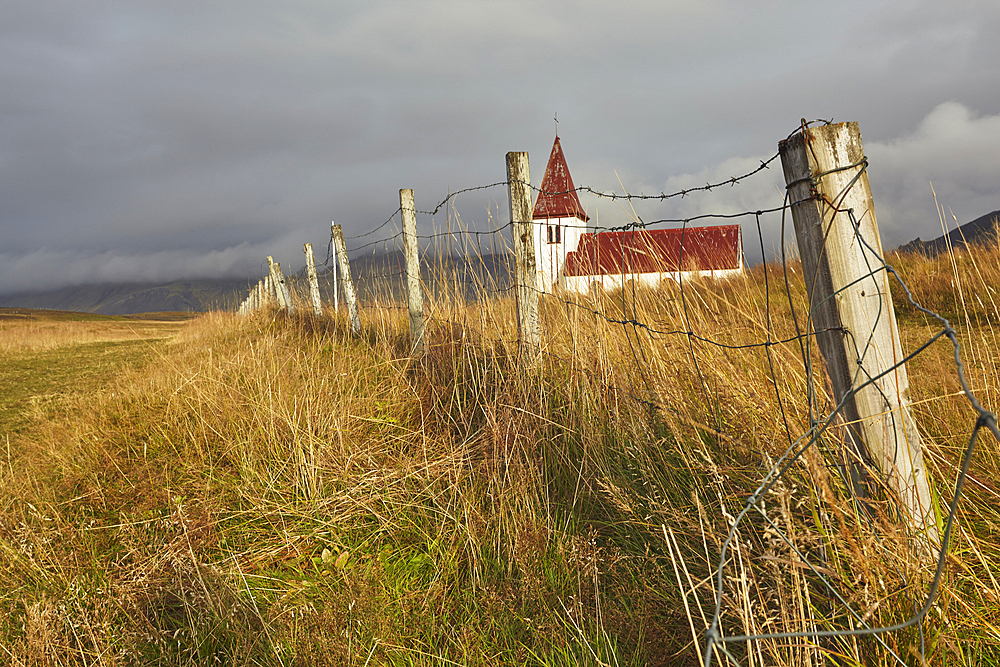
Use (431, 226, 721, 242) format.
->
(547, 224, 561, 244)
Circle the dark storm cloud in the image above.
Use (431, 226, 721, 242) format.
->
(2, 0, 999, 293)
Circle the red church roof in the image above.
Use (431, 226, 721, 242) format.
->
(533, 136, 590, 222)
(562, 225, 742, 277)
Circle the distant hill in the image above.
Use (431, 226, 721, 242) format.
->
(0, 250, 513, 316)
(0, 278, 253, 315)
(897, 210, 1000, 256)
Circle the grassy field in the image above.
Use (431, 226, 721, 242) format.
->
(1, 244, 999, 666)
(0, 310, 195, 435)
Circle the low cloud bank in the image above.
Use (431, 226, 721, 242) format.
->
(0, 242, 289, 296)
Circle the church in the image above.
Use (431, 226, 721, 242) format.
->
(531, 137, 744, 294)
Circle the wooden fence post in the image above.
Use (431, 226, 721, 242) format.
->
(267, 257, 288, 311)
(331, 222, 339, 313)
(400, 189, 425, 356)
(331, 224, 361, 334)
(304, 243, 324, 317)
(779, 121, 938, 544)
(279, 263, 295, 313)
(507, 151, 540, 365)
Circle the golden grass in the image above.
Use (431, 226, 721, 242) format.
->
(0, 244, 999, 665)
(0, 309, 189, 355)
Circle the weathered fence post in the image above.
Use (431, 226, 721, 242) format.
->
(779, 121, 938, 544)
(400, 189, 425, 356)
(331, 224, 361, 334)
(279, 265, 295, 313)
(304, 243, 324, 317)
(507, 151, 540, 365)
(331, 222, 339, 313)
(267, 257, 288, 311)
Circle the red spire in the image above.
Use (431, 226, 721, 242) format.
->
(532, 136, 590, 221)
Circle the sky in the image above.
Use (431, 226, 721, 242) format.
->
(2, 0, 999, 294)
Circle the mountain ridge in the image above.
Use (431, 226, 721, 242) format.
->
(896, 210, 1000, 256)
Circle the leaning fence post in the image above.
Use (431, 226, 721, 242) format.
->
(507, 151, 540, 365)
(267, 257, 288, 311)
(304, 243, 324, 317)
(279, 263, 295, 313)
(331, 224, 361, 334)
(779, 121, 938, 545)
(400, 189, 425, 356)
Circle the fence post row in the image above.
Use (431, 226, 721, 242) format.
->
(400, 188, 425, 356)
(779, 121, 938, 545)
(506, 151, 540, 366)
(331, 224, 361, 335)
(304, 243, 324, 317)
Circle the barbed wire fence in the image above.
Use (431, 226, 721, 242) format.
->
(234, 120, 999, 666)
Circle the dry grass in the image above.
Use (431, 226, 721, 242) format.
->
(0, 309, 189, 355)
(1, 243, 999, 665)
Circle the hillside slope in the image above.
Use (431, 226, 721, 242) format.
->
(897, 209, 1000, 255)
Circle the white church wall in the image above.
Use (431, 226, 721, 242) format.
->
(560, 266, 744, 295)
(532, 216, 589, 293)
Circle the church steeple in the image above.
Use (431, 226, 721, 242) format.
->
(532, 136, 590, 222)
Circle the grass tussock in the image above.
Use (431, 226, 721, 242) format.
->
(2, 243, 1000, 665)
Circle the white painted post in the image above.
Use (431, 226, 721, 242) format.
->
(267, 257, 287, 310)
(507, 151, 540, 365)
(331, 224, 361, 334)
(779, 121, 938, 544)
(400, 188, 425, 356)
(304, 243, 324, 317)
